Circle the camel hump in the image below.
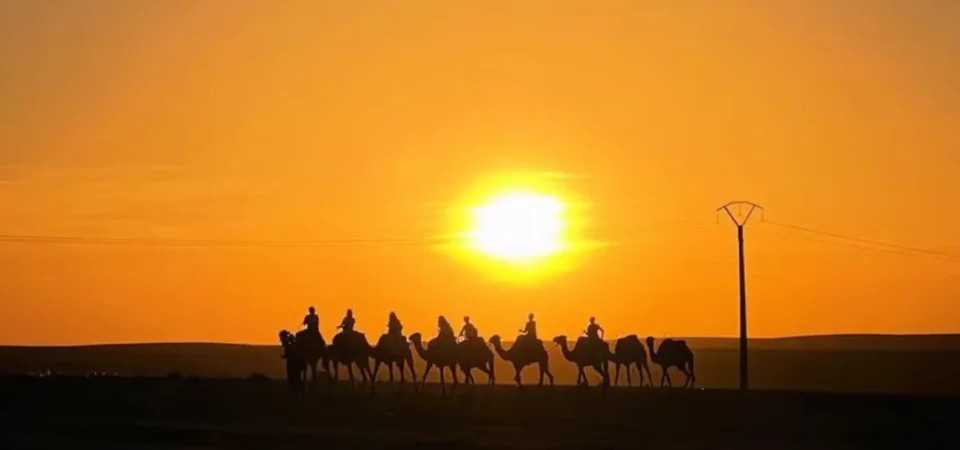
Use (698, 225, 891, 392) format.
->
(661, 338, 689, 350)
(615, 335, 642, 352)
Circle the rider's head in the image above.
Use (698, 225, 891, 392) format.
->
(528, 313, 534, 321)
(389, 311, 396, 319)
(589, 316, 595, 324)
(308, 306, 315, 314)
(346, 309, 353, 317)
(438, 315, 447, 325)
(463, 316, 470, 323)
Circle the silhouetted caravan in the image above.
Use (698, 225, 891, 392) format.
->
(645, 336, 696, 388)
(328, 310, 374, 390)
(409, 331, 458, 395)
(278, 330, 306, 395)
(552, 335, 611, 387)
(456, 318, 495, 387)
(371, 312, 417, 389)
(610, 334, 653, 387)
(488, 335, 554, 388)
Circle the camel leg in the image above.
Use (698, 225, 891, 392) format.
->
(450, 365, 459, 392)
(365, 361, 376, 393)
(541, 362, 555, 387)
(397, 361, 405, 385)
(643, 362, 653, 387)
(421, 363, 433, 393)
(591, 364, 607, 387)
(513, 364, 523, 388)
(407, 356, 417, 390)
(664, 368, 673, 388)
(439, 365, 447, 396)
(347, 364, 356, 386)
(659, 366, 667, 387)
(614, 364, 621, 386)
(487, 361, 496, 387)
(626, 363, 633, 387)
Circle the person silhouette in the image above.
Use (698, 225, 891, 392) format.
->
(519, 313, 538, 344)
(338, 309, 355, 334)
(437, 315, 455, 342)
(459, 316, 478, 341)
(585, 316, 604, 341)
(301, 306, 321, 346)
(302, 306, 320, 332)
(387, 311, 403, 337)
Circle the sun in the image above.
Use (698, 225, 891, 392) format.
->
(467, 192, 567, 262)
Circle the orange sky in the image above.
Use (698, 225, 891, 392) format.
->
(1, 1, 958, 345)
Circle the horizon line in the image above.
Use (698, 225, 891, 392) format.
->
(4, 332, 960, 348)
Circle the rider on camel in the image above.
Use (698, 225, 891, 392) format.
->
(585, 316, 604, 341)
(387, 311, 403, 337)
(338, 309, 356, 334)
(301, 306, 320, 341)
(518, 313, 538, 345)
(437, 315, 456, 343)
(585, 316, 604, 351)
(302, 306, 320, 334)
(459, 316, 478, 341)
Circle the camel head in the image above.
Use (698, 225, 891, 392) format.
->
(645, 336, 656, 347)
(409, 332, 423, 345)
(552, 335, 568, 347)
(279, 330, 292, 345)
(488, 335, 501, 346)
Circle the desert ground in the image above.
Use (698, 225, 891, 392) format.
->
(1, 335, 957, 449)
(0, 376, 954, 450)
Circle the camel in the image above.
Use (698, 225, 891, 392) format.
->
(409, 332, 459, 394)
(552, 335, 610, 387)
(488, 335, 554, 388)
(610, 335, 653, 387)
(278, 330, 306, 395)
(456, 338, 495, 387)
(278, 329, 327, 390)
(328, 330, 375, 389)
(371, 332, 417, 388)
(645, 336, 696, 388)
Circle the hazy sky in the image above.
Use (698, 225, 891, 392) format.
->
(1, 0, 958, 345)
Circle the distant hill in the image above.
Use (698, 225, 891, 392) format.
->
(2, 334, 959, 397)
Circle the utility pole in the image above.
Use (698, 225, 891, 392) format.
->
(717, 201, 763, 391)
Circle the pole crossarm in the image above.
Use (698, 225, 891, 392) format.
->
(717, 201, 764, 227)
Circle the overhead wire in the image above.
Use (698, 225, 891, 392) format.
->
(758, 221, 960, 264)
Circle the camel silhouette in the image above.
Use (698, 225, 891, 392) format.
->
(456, 338, 495, 387)
(278, 330, 307, 395)
(371, 332, 417, 389)
(279, 329, 328, 389)
(552, 335, 610, 387)
(610, 335, 653, 387)
(645, 336, 696, 388)
(329, 330, 375, 390)
(409, 332, 459, 395)
(489, 335, 554, 388)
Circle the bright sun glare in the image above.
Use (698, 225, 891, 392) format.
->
(467, 192, 567, 262)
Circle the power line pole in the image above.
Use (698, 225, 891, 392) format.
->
(717, 201, 763, 391)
